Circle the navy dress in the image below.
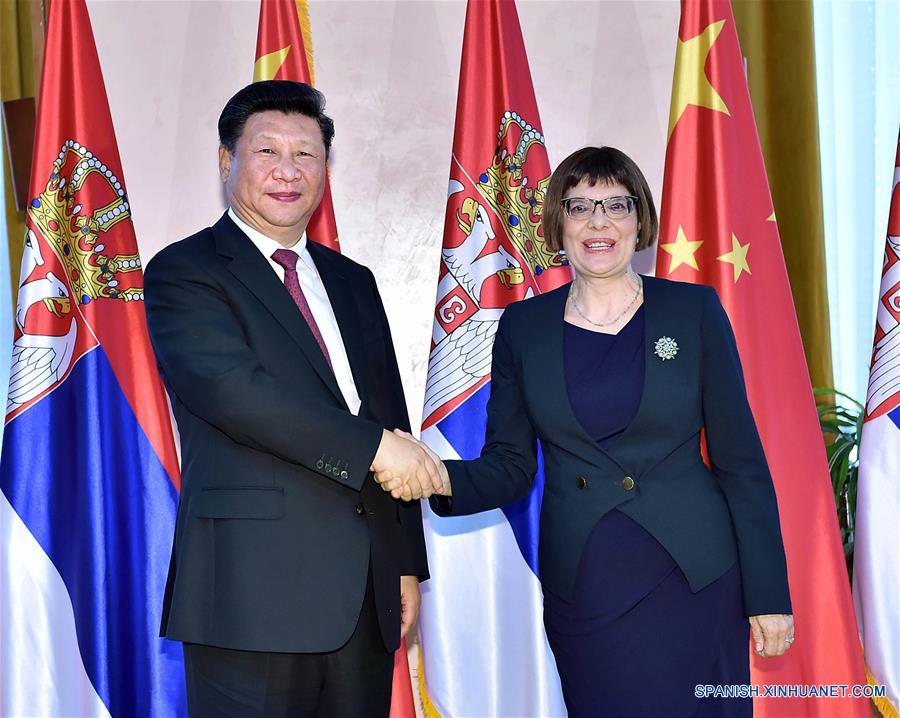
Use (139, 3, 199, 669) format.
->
(543, 306, 752, 718)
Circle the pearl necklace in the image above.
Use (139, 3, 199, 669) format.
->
(569, 274, 643, 328)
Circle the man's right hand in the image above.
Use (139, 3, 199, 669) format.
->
(371, 429, 442, 500)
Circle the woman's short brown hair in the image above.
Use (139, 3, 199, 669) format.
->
(542, 146, 658, 253)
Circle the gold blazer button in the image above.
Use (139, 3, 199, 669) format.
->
(622, 476, 635, 491)
(576, 476, 588, 490)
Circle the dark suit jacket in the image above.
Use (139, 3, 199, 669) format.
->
(433, 275, 791, 617)
(144, 213, 427, 654)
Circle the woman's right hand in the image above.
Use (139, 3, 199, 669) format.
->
(749, 614, 794, 657)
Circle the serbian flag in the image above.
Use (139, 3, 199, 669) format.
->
(254, 0, 339, 251)
(656, 0, 868, 715)
(0, 0, 185, 716)
(854, 129, 900, 717)
(417, 1, 571, 714)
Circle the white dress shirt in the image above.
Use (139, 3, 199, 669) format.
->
(228, 208, 362, 416)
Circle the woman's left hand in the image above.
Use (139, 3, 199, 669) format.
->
(749, 614, 794, 657)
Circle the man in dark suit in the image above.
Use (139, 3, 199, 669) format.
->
(144, 80, 440, 717)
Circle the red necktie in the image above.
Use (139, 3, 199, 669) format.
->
(271, 249, 333, 370)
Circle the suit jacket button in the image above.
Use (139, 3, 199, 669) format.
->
(332, 467, 340, 477)
(340, 470, 349, 480)
(576, 476, 587, 489)
(355, 503, 364, 515)
(622, 476, 635, 491)
(316, 460, 324, 469)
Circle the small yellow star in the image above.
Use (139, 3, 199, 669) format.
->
(717, 234, 751, 283)
(254, 46, 291, 82)
(659, 225, 703, 273)
(668, 20, 731, 139)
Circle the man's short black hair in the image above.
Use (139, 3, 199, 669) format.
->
(218, 80, 335, 157)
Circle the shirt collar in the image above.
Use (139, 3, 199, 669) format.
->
(228, 207, 308, 260)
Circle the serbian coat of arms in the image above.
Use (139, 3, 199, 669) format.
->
(423, 111, 569, 427)
(8, 139, 143, 420)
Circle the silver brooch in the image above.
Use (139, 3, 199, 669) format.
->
(654, 336, 678, 360)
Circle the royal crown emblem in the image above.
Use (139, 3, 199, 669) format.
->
(27, 139, 143, 305)
(475, 111, 567, 277)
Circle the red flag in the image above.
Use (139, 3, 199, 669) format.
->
(254, 2, 411, 713)
(657, 1, 867, 715)
(254, 0, 339, 251)
(389, 642, 416, 718)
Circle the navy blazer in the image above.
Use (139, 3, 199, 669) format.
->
(145, 213, 427, 653)
(433, 275, 791, 617)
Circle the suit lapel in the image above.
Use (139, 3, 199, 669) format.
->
(538, 276, 671, 474)
(535, 284, 626, 470)
(599, 276, 658, 470)
(606, 275, 694, 475)
(307, 241, 370, 403)
(212, 213, 347, 408)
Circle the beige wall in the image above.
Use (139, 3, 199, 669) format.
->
(87, 0, 679, 428)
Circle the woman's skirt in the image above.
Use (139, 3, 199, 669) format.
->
(543, 509, 751, 718)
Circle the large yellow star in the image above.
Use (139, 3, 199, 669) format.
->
(717, 234, 751, 283)
(659, 225, 703, 273)
(668, 20, 731, 139)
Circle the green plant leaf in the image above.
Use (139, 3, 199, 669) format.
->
(813, 387, 862, 584)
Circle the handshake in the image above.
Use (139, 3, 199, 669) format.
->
(371, 428, 452, 501)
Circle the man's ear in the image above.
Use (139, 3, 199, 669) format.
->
(218, 145, 232, 183)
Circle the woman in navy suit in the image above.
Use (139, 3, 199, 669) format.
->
(381, 147, 794, 717)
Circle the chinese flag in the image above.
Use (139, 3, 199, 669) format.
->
(254, 0, 339, 251)
(656, 1, 868, 716)
(254, 2, 413, 714)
